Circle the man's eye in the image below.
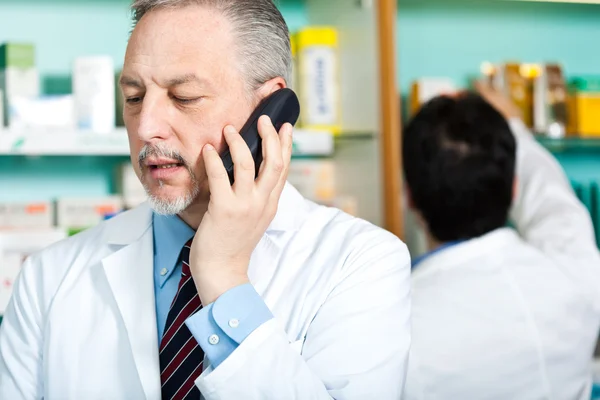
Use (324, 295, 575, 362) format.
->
(173, 96, 201, 105)
(126, 97, 142, 104)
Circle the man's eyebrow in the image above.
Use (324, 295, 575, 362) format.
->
(119, 75, 143, 88)
(166, 74, 211, 88)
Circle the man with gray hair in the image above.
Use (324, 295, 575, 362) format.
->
(0, 1, 411, 399)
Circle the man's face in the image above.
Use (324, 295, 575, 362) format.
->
(120, 6, 255, 215)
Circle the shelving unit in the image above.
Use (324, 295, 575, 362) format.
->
(0, 0, 405, 236)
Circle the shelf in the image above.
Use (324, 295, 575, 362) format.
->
(536, 136, 600, 153)
(0, 128, 334, 157)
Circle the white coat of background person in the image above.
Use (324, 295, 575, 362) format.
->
(402, 84, 600, 400)
(0, 1, 412, 399)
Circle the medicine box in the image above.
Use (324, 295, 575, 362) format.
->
(0, 201, 54, 229)
(288, 160, 336, 203)
(72, 56, 116, 133)
(0, 42, 40, 128)
(296, 27, 340, 134)
(56, 197, 124, 230)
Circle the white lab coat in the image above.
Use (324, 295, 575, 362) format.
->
(0, 183, 411, 400)
(405, 119, 600, 400)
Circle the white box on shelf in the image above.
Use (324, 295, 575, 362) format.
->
(8, 95, 75, 130)
(0, 228, 67, 314)
(0, 67, 40, 128)
(292, 128, 334, 156)
(73, 56, 116, 134)
(288, 159, 336, 202)
(115, 163, 147, 209)
(56, 196, 124, 229)
(0, 201, 54, 229)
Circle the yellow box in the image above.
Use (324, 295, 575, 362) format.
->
(575, 94, 600, 137)
(296, 27, 341, 134)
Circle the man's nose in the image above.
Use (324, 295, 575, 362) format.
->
(137, 94, 171, 142)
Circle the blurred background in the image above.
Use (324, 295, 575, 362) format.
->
(1, 0, 600, 391)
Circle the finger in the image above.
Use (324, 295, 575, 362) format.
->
(267, 122, 293, 208)
(255, 115, 284, 194)
(275, 122, 293, 190)
(224, 125, 256, 195)
(202, 143, 233, 198)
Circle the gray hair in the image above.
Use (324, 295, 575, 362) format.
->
(130, 0, 292, 94)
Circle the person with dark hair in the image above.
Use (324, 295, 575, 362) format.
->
(403, 83, 600, 399)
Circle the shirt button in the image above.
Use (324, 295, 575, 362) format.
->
(229, 319, 240, 328)
(208, 334, 220, 345)
(160, 268, 168, 276)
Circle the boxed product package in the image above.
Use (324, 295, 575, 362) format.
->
(0, 201, 54, 229)
(290, 33, 298, 92)
(287, 160, 335, 203)
(500, 62, 536, 129)
(56, 196, 124, 231)
(296, 27, 340, 134)
(410, 77, 456, 116)
(8, 95, 75, 131)
(0, 42, 40, 128)
(73, 56, 116, 133)
(0, 228, 67, 314)
(569, 77, 600, 137)
(534, 64, 568, 138)
(115, 163, 147, 209)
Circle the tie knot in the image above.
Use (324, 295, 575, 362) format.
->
(181, 238, 193, 276)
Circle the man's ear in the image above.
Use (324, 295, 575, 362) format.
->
(256, 77, 287, 100)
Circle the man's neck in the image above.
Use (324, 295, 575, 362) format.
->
(178, 201, 209, 230)
(426, 234, 443, 254)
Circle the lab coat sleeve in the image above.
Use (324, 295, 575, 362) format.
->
(194, 232, 411, 400)
(0, 257, 44, 399)
(508, 118, 600, 301)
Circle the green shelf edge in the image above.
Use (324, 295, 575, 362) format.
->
(536, 136, 600, 153)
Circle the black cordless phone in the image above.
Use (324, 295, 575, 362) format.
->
(220, 88, 300, 185)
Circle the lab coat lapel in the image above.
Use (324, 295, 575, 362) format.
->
(101, 205, 161, 399)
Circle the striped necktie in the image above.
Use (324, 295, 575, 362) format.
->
(159, 239, 204, 400)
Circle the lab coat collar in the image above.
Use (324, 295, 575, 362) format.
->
(412, 227, 522, 278)
(104, 181, 307, 246)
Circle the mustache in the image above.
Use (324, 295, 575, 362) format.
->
(138, 144, 195, 178)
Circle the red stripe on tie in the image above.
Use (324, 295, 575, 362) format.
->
(171, 362, 204, 400)
(160, 294, 202, 351)
(161, 336, 198, 384)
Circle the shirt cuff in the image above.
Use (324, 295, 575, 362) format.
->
(185, 283, 274, 368)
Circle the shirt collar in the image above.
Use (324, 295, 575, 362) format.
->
(153, 213, 195, 278)
(411, 240, 465, 270)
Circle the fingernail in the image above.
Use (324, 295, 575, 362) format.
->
(204, 144, 215, 151)
(224, 125, 236, 134)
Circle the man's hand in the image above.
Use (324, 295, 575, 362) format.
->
(190, 115, 293, 306)
(474, 80, 523, 120)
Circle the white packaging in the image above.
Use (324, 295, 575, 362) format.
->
(411, 77, 456, 114)
(73, 56, 116, 133)
(299, 47, 339, 127)
(0, 228, 67, 314)
(0, 201, 54, 229)
(8, 95, 75, 131)
(0, 67, 40, 128)
(115, 163, 147, 209)
(56, 196, 124, 229)
(287, 160, 335, 202)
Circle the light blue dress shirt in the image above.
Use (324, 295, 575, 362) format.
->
(153, 213, 273, 368)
